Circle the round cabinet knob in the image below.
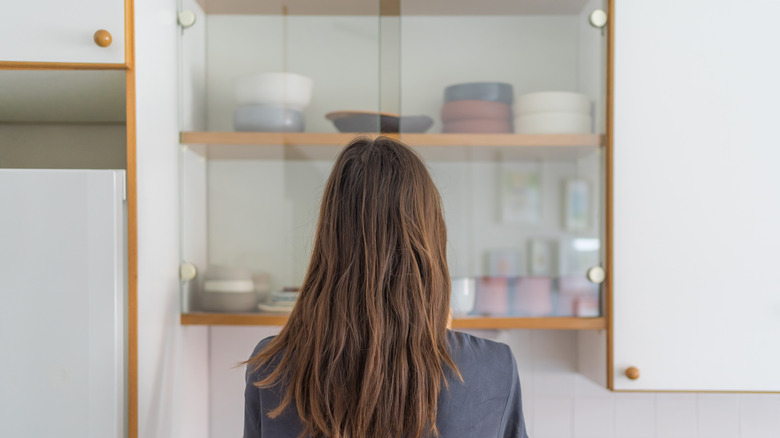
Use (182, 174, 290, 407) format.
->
(587, 266, 606, 284)
(625, 366, 640, 380)
(179, 263, 198, 282)
(93, 29, 112, 48)
(589, 9, 608, 28)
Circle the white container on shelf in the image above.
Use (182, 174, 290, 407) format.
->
(514, 112, 592, 134)
(200, 265, 258, 312)
(450, 277, 476, 316)
(233, 72, 313, 110)
(514, 91, 591, 115)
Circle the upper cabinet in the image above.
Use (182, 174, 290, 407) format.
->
(0, 0, 126, 64)
(612, 0, 780, 391)
(177, 0, 612, 330)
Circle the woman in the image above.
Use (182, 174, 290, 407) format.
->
(244, 136, 527, 438)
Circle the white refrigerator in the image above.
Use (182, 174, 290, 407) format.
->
(0, 169, 126, 437)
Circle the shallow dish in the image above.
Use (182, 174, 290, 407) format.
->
(325, 111, 433, 133)
(443, 82, 514, 105)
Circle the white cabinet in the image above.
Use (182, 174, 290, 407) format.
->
(0, 0, 125, 64)
(612, 0, 780, 391)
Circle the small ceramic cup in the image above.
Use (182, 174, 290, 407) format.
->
(450, 277, 477, 316)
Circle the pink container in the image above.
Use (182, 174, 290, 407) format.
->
(557, 276, 600, 317)
(474, 277, 510, 315)
(512, 277, 552, 316)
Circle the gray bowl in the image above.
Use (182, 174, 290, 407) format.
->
(444, 82, 514, 105)
(234, 105, 305, 132)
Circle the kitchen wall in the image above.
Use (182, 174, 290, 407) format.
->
(209, 327, 780, 438)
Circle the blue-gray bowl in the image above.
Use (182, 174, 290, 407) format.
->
(234, 105, 305, 132)
(443, 82, 514, 105)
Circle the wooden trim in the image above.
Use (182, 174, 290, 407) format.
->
(182, 313, 292, 326)
(181, 313, 607, 330)
(180, 131, 605, 148)
(380, 0, 400, 16)
(605, 0, 615, 391)
(610, 388, 780, 394)
(0, 61, 128, 70)
(124, 0, 137, 437)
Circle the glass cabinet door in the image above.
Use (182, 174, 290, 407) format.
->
(178, 0, 610, 327)
(393, 0, 608, 319)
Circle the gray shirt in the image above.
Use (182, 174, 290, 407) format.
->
(244, 330, 528, 438)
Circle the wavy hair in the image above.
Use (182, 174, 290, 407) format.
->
(246, 136, 459, 438)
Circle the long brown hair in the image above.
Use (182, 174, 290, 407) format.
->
(247, 136, 459, 438)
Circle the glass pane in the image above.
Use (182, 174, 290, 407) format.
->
(396, 0, 607, 317)
(178, 1, 384, 133)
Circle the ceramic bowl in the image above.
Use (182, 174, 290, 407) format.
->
(440, 100, 512, 122)
(234, 106, 305, 132)
(443, 82, 514, 105)
(514, 112, 592, 134)
(515, 91, 592, 115)
(325, 111, 433, 133)
(234, 72, 313, 110)
(199, 265, 258, 313)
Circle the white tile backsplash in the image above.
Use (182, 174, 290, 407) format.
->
(614, 393, 655, 438)
(208, 328, 780, 438)
(573, 397, 614, 437)
(655, 394, 698, 438)
(697, 393, 740, 438)
(739, 394, 780, 438)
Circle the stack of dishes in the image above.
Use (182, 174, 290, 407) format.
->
(233, 72, 313, 132)
(514, 91, 592, 134)
(258, 287, 300, 314)
(441, 82, 514, 133)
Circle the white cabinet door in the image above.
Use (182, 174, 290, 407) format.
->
(0, 0, 124, 64)
(613, 0, 780, 391)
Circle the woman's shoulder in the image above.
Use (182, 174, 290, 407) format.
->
(446, 330, 517, 378)
(250, 335, 276, 356)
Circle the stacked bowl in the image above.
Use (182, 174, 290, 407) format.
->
(441, 82, 514, 133)
(514, 91, 592, 134)
(233, 72, 313, 132)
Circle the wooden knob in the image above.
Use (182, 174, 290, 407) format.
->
(625, 366, 640, 380)
(93, 29, 112, 48)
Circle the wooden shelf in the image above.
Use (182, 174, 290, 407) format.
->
(180, 132, 604, 161)
(181, 312, 606, 330)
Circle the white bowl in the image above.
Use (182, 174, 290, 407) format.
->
(515, 91, 591, 115)
(514, 112, 592, 134)
(234, 72, 313, 110)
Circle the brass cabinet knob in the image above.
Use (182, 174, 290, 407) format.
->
(625, 366, 640, 380)
(93, 29, 112, 47)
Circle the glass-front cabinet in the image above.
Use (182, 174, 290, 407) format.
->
(178, 0, 611, 329)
